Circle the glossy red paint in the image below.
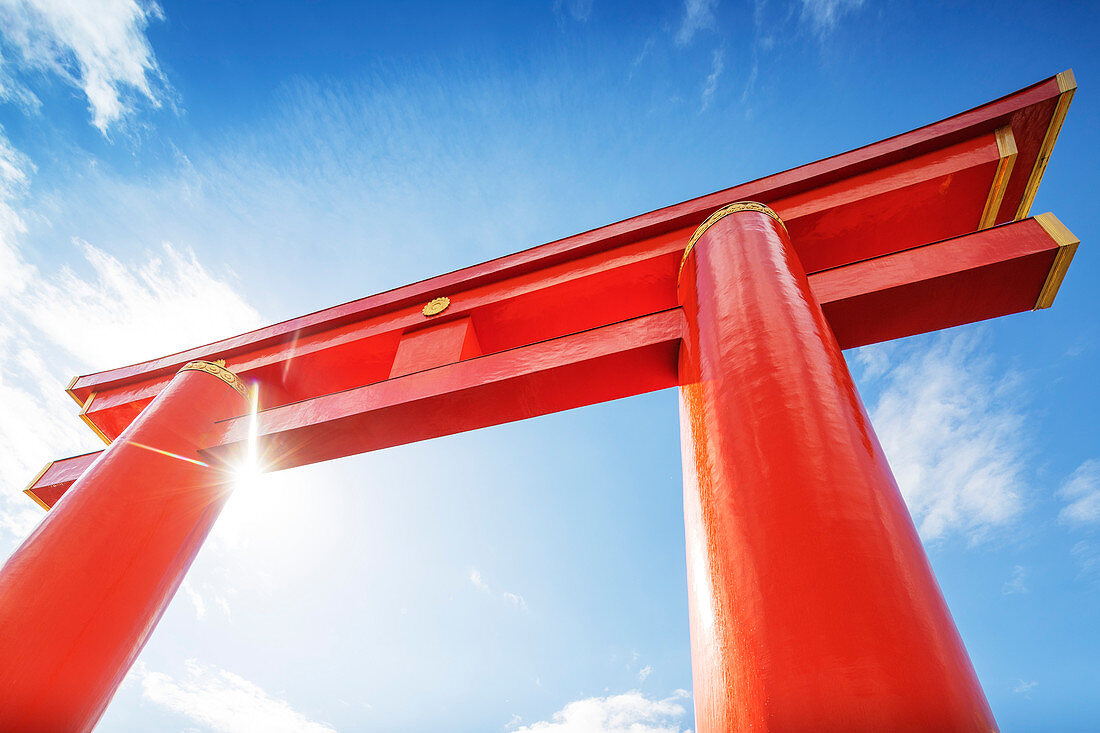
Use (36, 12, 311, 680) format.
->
(21, 450, 99, 509)
(63, 74, 1071, 442)
(811, 214, 1073, 348)
(678, 207, 997, 732)
(389, 315, 483, 378)
(0, 367, 246, 732)
(25, 215, 1075, 506)
(214, 309, 683, 471)
(8, 73, 1081, 727)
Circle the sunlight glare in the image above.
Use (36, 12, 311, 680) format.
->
(234, 380, 263, 494)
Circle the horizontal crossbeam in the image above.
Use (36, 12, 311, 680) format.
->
(61, 72, 1073, 449)
(27, 215, 1077, 506)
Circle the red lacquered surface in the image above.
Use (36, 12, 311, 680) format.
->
(0, 367, 246, 732)
(677, 207, 997, 732)
(65, 73, 1071, 439)
(389, 315, 482, 378)
(26, 215, 1076, 508)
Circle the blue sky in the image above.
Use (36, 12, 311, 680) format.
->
(0, 0, 1097, 730)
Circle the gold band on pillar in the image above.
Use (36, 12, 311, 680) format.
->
(679, 201, 787, 281)
(179, 360, 249, 398)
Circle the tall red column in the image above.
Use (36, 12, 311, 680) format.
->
(0, 361, 249, 731)
(677, 203, 997, 732)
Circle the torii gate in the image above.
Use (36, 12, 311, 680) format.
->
(0, 71, 1080, 731)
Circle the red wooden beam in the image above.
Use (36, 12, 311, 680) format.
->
(210, 308, 684, 470)
(27, 214, 1078, 506)
(5, 73, 1083, 733)
(22, 452, 100, 510)
(813, 212, 1078, 348)
(62, 72, 1073, 435)
(71, 125, 1029, 443)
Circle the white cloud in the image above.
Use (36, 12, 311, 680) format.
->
(469, 568, 489, 591)
(469, 567, 529, 612)
(851, 331, 1029, 542)
(181, 579, 207, 620)
(1058, 459, 1100, 525)
(0, 233, 261, 542)
(799, 0, 865, 35)
(0, 131, 33, 292)
(554, 0, 594, 23)
(140, 659, 337, 733)
(0, 122, 261, 552)
(638, 665, 653, 683)
(700, 48, 723, 111)
(739, 0, 867, 106)
(1013, 680, 1038, 698)
(512, 690, 691, 733)
(1002, 565, 1028, 595)
(22, 238, 261, 370)
(1071, 541, 1100, 579)
(0, 0, 168, 133)
(675, 0, 717, 46)
(502, 590, 529, 612)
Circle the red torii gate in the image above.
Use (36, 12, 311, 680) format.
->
(0, 71, 1080, 731)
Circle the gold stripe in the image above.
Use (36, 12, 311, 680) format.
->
(978, 126, 1018, 229)
(79, 393, 112, 445)
(179, 359, 249, 398)
(65, 375, 84, 407)
(679, 202, 787, 280)
(1015, 69, 1076, 220)
(1033, 212, 1080, 309)
(22, 461, 55, 511)
(24, 489, 51, 511)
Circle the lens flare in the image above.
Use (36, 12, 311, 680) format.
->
(234, 382, 263, 492)
(125, 440, 210, 468)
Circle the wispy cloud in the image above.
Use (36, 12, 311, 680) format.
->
(0, 121, 260, 552)
(1058, 459, 1100, 525)
(181, 579, 207, 620)
(675, 0, 717, 46)
(1002, 565, 1028, 595)
(0, 1, 226, 554)
(700, 47, 724, 110)
(20, 239, 261, 370)
(512, 689, 690, 732)
(469, 568, 490, 591)
(638, 665, 653, 683)
(1071, 541, 1100, 579)
(1013, 679, 1038, 699)
(0, 0, 168, 133)
(851, 331, 1029, 542)
(553, 0, 594, 23)
(469, 567, 529, 611)
(740, 0, 867, 106)
(799, 0, 866, 36)
(139, 660, 337, 733)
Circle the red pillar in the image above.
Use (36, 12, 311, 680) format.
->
(0, 360, 249, 731)
(677, 203, 997, 732)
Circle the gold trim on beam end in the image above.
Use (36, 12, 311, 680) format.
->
(1015, 69, 1076, 220)
(22, 461, 55, 511)
(978, 126, 1018, 228)
(65, 375, 84, 408)
(679, 201, 786, 280)
(79, 393, 112, 445)
(179, 359, 249, 398)
(1033, 212, 1080, 309)
(24, 489, 51, 511)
